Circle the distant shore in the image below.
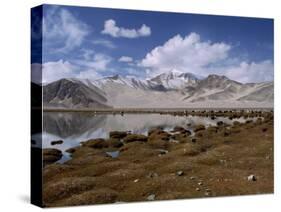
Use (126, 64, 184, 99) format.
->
(41, 107, 273, 113)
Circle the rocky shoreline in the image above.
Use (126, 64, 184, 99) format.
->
(42, 111, 274, 207)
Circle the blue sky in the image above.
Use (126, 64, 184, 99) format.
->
(31, 4, 274, 83)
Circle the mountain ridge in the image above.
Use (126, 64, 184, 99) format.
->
(43, 70, 273, 109)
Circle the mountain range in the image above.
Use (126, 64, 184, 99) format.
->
(42, 70, 274, 109)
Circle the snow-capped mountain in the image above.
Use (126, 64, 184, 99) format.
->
(43, 71, 274, 109)
(148, 69, 200, 90)
(91, 74, 150, 90)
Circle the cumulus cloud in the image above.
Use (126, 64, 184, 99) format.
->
(140, 32, 273, 83)
(224, 60, 274, 83)
(118, 56, 133, 63)
(101, 19, 151, 38)
(141, 33, 231, 76)
(43, 7, 90, 52)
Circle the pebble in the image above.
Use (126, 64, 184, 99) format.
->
(134, 179, 139, 183)
(198, 182, 203, 186)
(247, 175, 257, 181)
(190, 176, 196, 180)
(196, 188, 200, 191)
(176, 171, 184, 176)
(204, 192, 210, 196)
(147, 194, 156, 201)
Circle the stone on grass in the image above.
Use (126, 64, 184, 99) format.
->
(147, 194, 156, 201)
(247, 174, 257, 181)
(176, 170, 184, 176)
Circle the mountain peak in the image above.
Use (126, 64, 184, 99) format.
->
(207, 74, 228, 80)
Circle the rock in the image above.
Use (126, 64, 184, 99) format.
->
(147, 194, 156, 201)
(176, 170, 184, 176)
(51, 140, 63, 145)
(109, 131, 128, 139)
(247, 174, 257, 181)
(190, 176, 196, 180)
(196, 188, 200, 191)
(194, 125, 205, 132)
(123, 134, 148, 143)
(81, 138, 108, 149)
(198, 182, 203, 186)
(134, 179, 139, 183)
(43, 148, 62, 166)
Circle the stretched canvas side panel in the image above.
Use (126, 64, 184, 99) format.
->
(31, 5, 43, 208)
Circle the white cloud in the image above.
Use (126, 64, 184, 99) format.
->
(92, 39, 116, 49)
(224, 60, 274, 83)
(75, 53, 112, 71)
(38, 53, 111, 83)
(101, 19, 151, 38)
(141, 33, 231, 77)
(42, 60, 78, 83)
(43, 7, 89, 52)
(140, 32, 273, 83)
(119, 56, 133, 63)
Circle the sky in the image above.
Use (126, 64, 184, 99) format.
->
(31, 4, 274, 84)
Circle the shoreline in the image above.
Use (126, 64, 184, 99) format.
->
(41, 107, 274, 113)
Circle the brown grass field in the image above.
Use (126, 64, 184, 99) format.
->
(42, 110, 273, 207)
